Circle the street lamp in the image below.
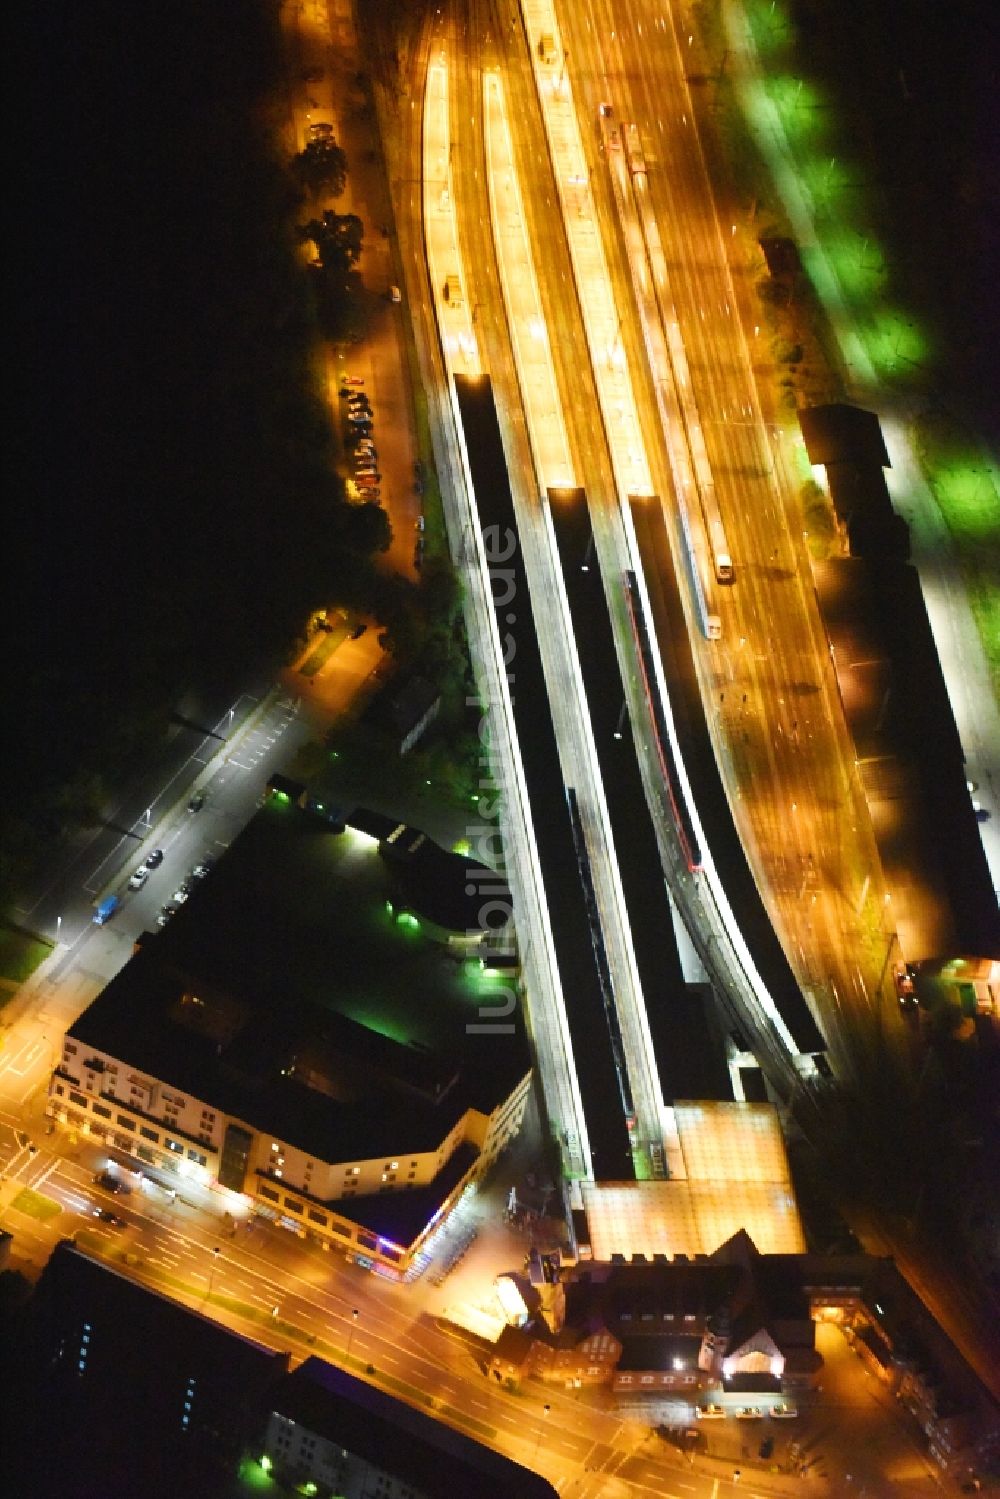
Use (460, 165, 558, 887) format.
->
(345, 1307, 359, 1362)
(56, 915, 62, 943)
(531, 1403, 551, 1467)
(206, 1245, 221, 1300)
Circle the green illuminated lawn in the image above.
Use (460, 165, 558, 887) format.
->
(0, 926, 53, 986)
(916, 417, 1000, 685)
(709, 0, 998, 679)
(10, 1188, 62, 1222)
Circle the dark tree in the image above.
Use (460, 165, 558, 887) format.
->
(291, 136, 348, 197)
(345, 499, 391, 554)
(299, 211, 364, 278)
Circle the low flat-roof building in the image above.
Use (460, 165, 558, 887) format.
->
(367, 673, 442, 754)
(49, 800, 531, 1276)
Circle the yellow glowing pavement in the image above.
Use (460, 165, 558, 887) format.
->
(520, 0, 651, 498)
(423, 58, 481, 376)
(483, 70, 575, 490)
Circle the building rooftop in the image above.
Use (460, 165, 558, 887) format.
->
(366, 673, 441, 743)
(617, 1333, 704, 1371)
(269, 1356, 559, 1499)
(7, 1241, 287, 1498)
(579, 1104, 806, 1260)
(68, 802, 530, 1165)
(798, 402, 890, 469)
(379, 816, 512, 936)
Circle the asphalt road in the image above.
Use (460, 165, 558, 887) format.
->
(0, 1114, 803, 1499)
(2, 4, 994, 1493)
(554, 0, 885, 1084)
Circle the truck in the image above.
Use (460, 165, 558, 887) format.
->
(623, 122, 646, 176)
(538, 33, 557, 64)
(708, 516, 734, 583)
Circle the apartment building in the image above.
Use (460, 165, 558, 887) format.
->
(49, 800, 531, 1274)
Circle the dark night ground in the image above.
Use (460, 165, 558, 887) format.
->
(6, 0, 997, 868)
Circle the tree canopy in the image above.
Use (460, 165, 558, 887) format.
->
(299, 211, 365, 280)
(291, 136, 348, 197)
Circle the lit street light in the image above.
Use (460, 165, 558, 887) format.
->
(531, 1403, 551, 1468)
(206, 1245, 221, 1300)
(345, 1307, 359, 1362)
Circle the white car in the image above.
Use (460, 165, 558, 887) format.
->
(128, 866, 149, 890)
(695, 1404, 725, 1420)
(736, 1407, 763, 1420)
(770, 1404, 798, 1419)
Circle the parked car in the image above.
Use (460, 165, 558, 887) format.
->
(128, 866, 149, 890)
(695, 1405, 725, 1420)
(770, 1404, 798, 1419)
(414, 516, 425, 532)
(145, 848, 164, 868)
(736, 1407, 763, 1420)
(191, 858, 214, 880)
(157, 903, 180, 927)
(172, 882, 193, 905)
(187, 790, 207, 813)
(340, 373, 365, 388)
(349, 623, 367, 639)
(308, 121, 333, 137)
